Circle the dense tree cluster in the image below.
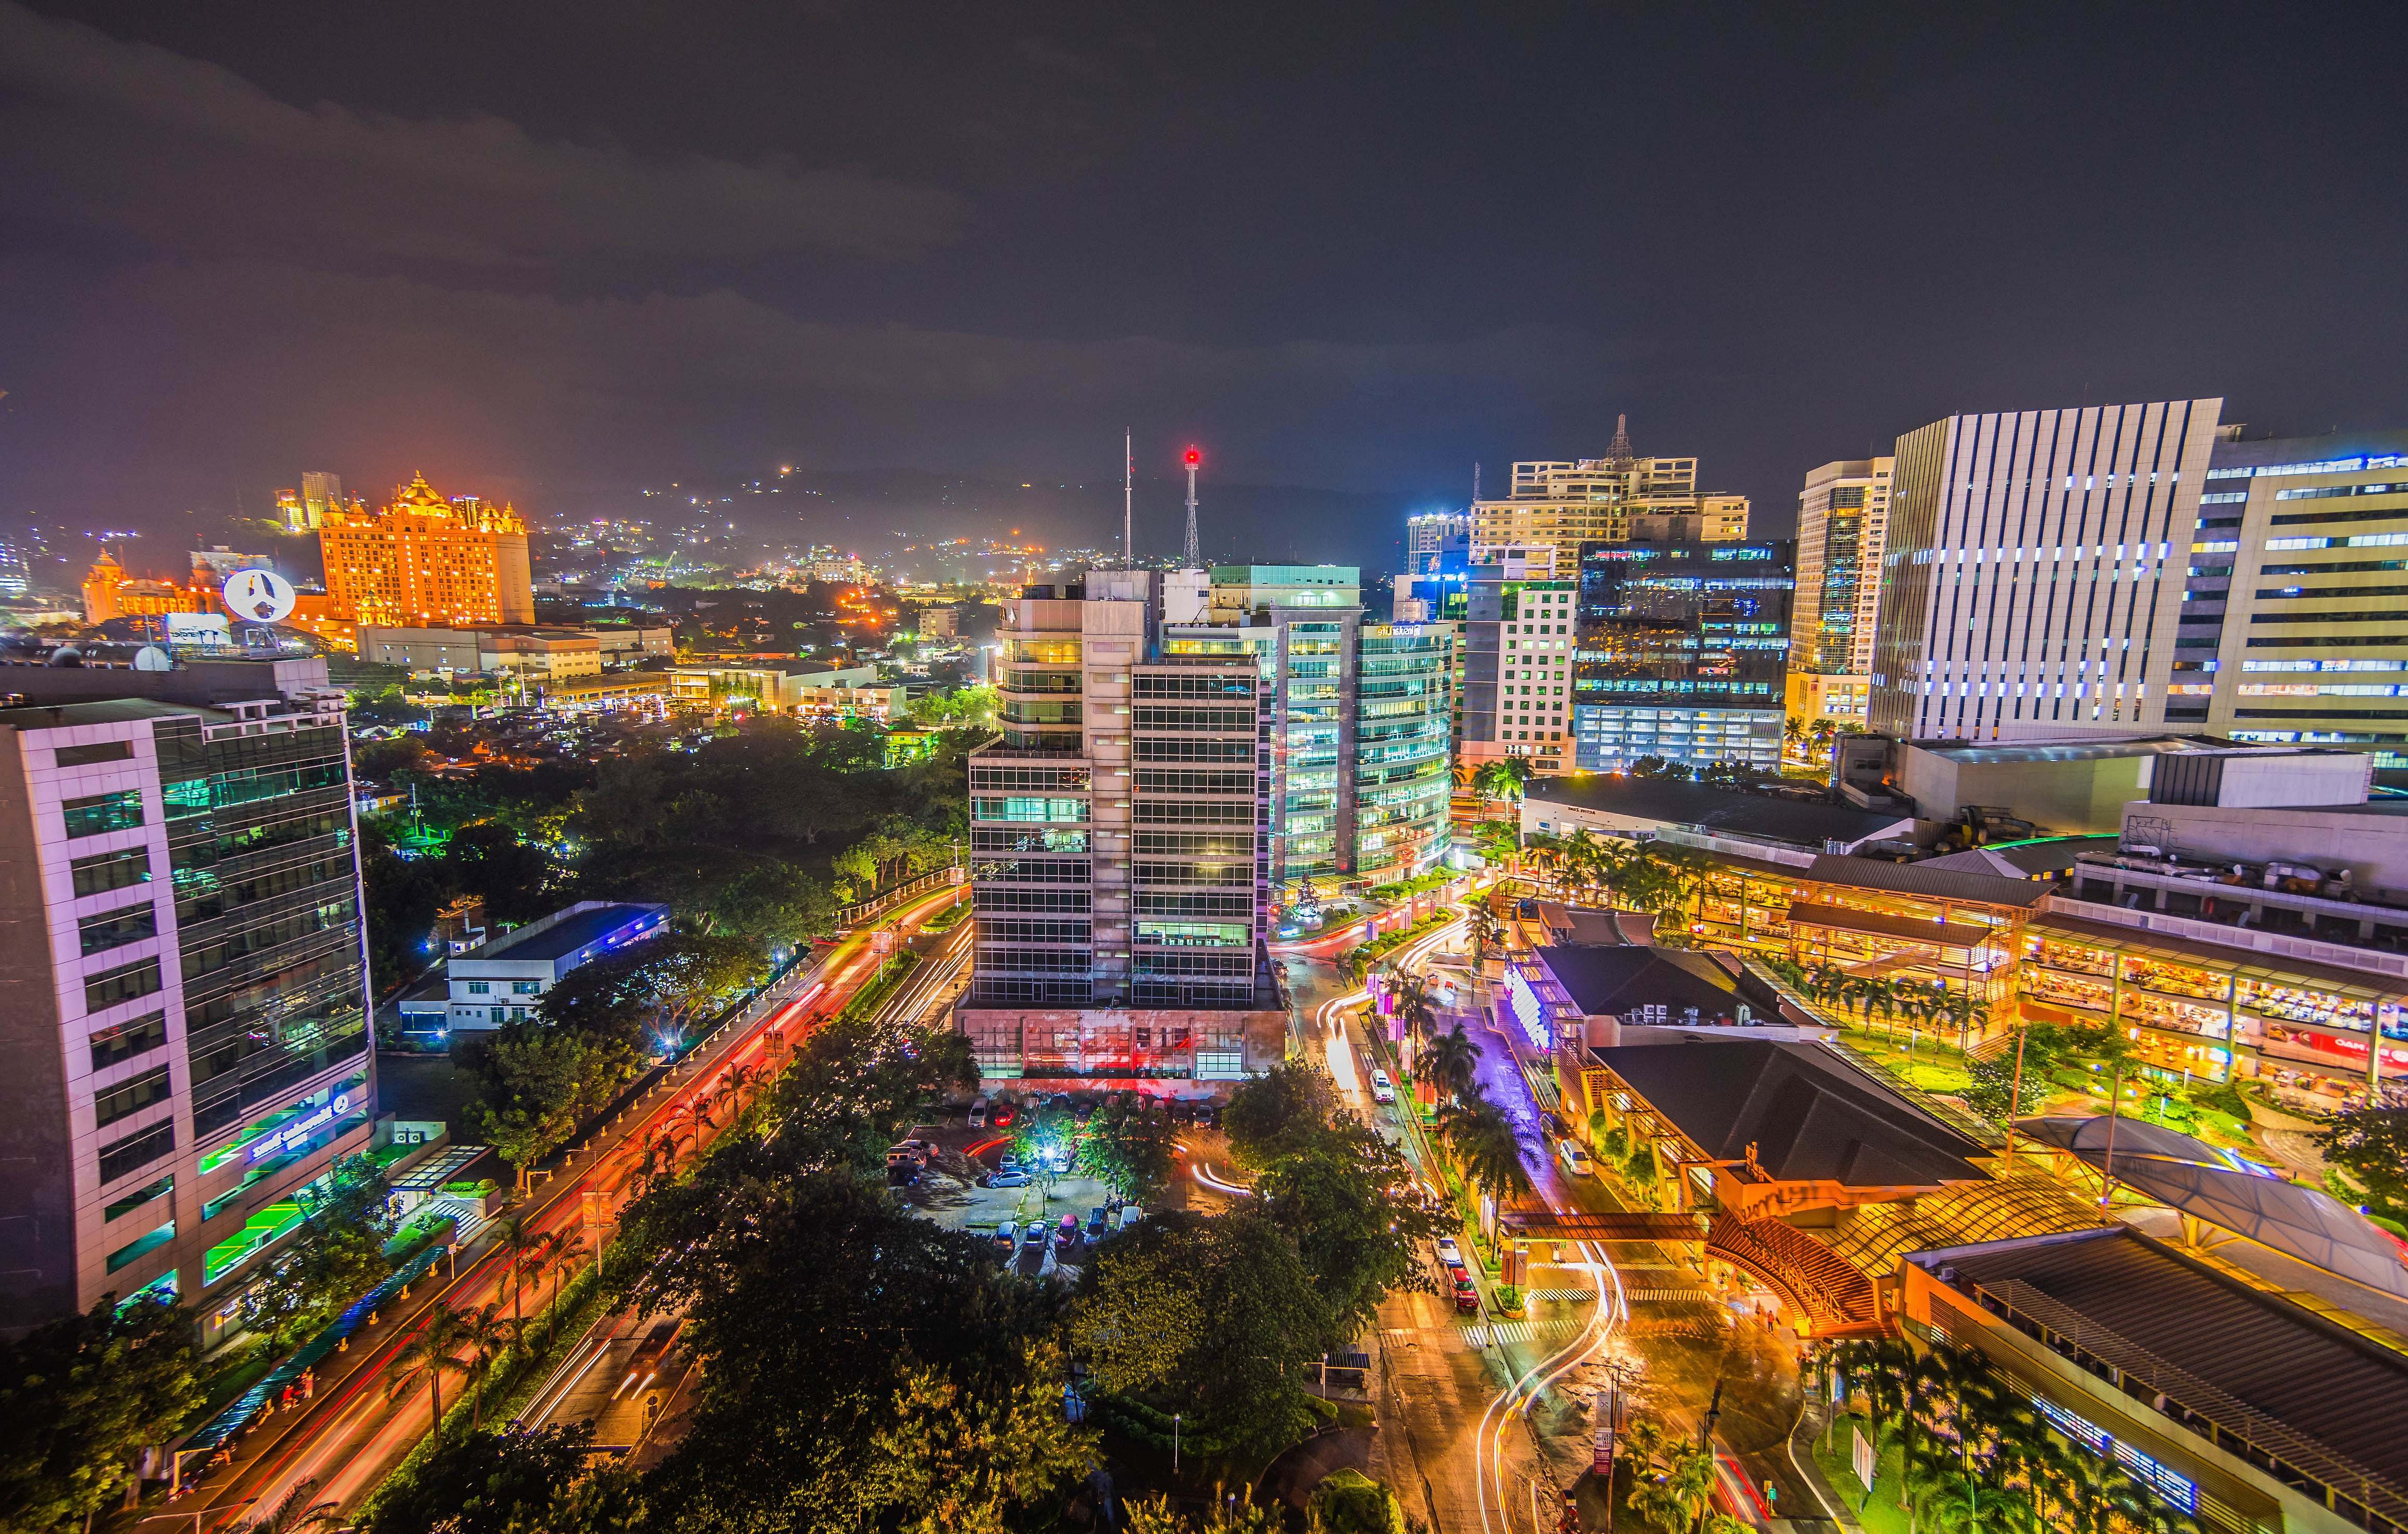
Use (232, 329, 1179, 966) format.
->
(236, 1154, 398, 1350)
(0, 1298, 203, 1533)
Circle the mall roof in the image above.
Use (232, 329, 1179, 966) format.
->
(1801, 853, 2053, 909)
(1592, 1039, 1990, 1187)
(1525, 775, 1912, 851)
(1918, 835, 2115, 879)
(1537, 946, 1781, 1020)
(1915, 1226, 2408, 1517)
(2018, 1116, 2408, 1303)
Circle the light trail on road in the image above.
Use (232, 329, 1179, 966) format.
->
(189, 883, 970, 1527)
(1475, 1238, 1625, 1534)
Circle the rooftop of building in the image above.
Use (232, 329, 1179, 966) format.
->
(2208, 428, 2408, 470)
(0, 695, 231, 729)
(1913, 1225, 2408, 1513)
(1917, 835, 2117, 879)
(1525, 774, 1913, 851)
(468, 903, 667, 964)
(1528, 902, 1652, 947)
(0, 656, 332, 711)
(1592, 1038, 1990, 1186)
(1537, 945, 1783, 1022)
(1904, 733, 2362, 766)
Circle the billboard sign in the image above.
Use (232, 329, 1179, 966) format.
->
(221, 568, 297, 624)
(163, 612, 232, 648)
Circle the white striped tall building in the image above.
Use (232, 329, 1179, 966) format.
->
(1868, 399, 2225, 740)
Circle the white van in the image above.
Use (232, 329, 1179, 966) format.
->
(1370, 1069, 1397, 1104)
(1557, 1140, 1594, 1177)
(969, 1095, 990, 1129)
(1118, 1205, 1144, 1232)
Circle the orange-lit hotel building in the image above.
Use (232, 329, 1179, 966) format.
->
(319, 473, 534, 627)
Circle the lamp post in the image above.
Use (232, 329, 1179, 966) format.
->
(1172, 1413, 1181, 1477)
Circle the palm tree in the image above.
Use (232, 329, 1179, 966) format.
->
(1425, 1024, 1482, 1102)
(229, 1478, 342, 1534)
(1865, 981, 1901, 1042)
(457, 1302, 520, 1431)
(1441, 1099, 1532, 1209)
(387, 1303, 476, 1439)
(1622, 1428, 1717, 1534)
(493, 1213, 540, 1326)
(522, 1227, 574, 1345)
(1469, 905, 1503, 963)
(1391, 970, 1437, 1045)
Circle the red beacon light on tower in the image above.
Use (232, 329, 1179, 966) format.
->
(1184, 447, 1200, 467)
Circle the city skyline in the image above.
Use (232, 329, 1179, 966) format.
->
(7, 1, 2406, 564)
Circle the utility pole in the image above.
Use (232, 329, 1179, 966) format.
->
(2097, 1058, 2126, 1208)
(2004, 1020, 2030, 1170)
(1692, 1377, 1723, 1534)
(1182, 447, 1202, 568)
(1124, 431, 1135, 569)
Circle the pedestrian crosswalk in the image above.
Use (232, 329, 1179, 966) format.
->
(1462, 1318, 1587, 1348)
(1521, 1287, 1597, 1303)
(1623, 1287, 1715, 1303)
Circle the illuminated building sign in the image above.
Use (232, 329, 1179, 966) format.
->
(247, 1091, 355, 1163)
(1503, 966, 1551, 1052)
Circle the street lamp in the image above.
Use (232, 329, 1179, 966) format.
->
(1172, 1413, 1181, 1476)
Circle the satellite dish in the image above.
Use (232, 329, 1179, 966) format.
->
(133, 646, 173, 672)
(220, 568, 296, 625)
(45, 646, 82, 668)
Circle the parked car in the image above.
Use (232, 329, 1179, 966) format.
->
(1022, 1222, 1048, 1251)
(1370, 1069, 1397, 1104)
(1054, 1213, 1079, 1249)
(1435, 1235, 1462, 1267)
(993, 1221, 1019, 1254)
(990, 1102, 1017, 1128)
(1556, 1140, 1594, 1178)
(1085, 1206, 1111, 1239)
(1452, 1275, 1480, 1314)
(984, 1170, 1033, 1189)
(969, 1095, 989, 1129)
(1118, 1205, 1145, 1231)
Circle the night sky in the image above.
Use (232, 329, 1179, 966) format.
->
(4, 1, 2403, 567)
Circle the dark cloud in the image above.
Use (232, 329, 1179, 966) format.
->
(0, 2, 961, 264)
(1, 0, 2403, 563)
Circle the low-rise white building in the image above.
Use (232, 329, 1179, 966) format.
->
(446, 901, 669, 1031)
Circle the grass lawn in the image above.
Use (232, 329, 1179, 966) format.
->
(1809, 1415, 1913, 1534)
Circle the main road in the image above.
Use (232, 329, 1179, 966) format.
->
(165, 883, 972, 1527)
(1281, 899, 1643, 1534)
(515, 902, 977, 1461)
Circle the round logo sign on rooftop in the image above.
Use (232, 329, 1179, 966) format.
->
(221, 568, 296, 625)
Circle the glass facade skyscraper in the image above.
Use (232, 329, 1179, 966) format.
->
(0, 660, 373, 1334)
(1570, 541, 1794, 774)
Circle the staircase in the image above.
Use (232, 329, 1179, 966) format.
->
(1705, 1213, 1878, 1328)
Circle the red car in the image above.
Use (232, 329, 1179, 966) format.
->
(1452, 1275, 1480, 1314)
(990, 1103, 1017, 1127)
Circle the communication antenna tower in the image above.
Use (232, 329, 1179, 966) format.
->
(1182, 447, 1202, 568)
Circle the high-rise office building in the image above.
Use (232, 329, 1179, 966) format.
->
(1469, 425, 1749, 566)
(1868, 400, 2224, 741)
(319, 473, 534, 628)
(2168, 430, 2408, 763)
(1571, 541, 1793, 774)
(1396, 513, 1471, 623)
(0, 658, 374, 1335)
(962, 571, 1284, 1083)
(1165, 568, 1453, 893)
(1790, 458, 1892, 677)
(1458, 571, 1579, 778)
